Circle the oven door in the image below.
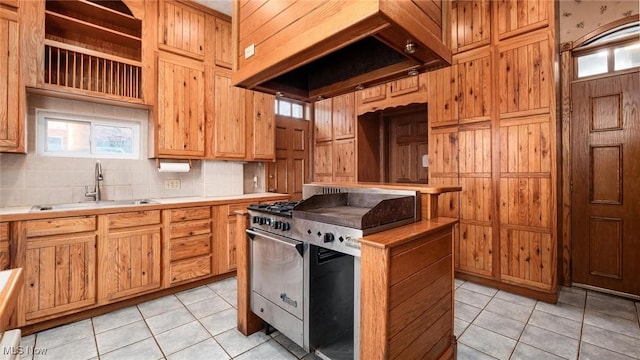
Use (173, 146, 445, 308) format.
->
(247, 229, 305, 320)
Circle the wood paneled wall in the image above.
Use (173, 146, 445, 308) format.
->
(428, 0, 557, 296)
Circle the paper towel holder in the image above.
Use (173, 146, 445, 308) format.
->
(156, 158, 192, 172)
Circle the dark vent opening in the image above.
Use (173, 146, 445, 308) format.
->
(265, 37, 408, 95)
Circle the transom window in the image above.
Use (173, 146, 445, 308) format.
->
(575, 22, 639, 79)
(275, 98, 305, 119)
(37, 110, 141, 159)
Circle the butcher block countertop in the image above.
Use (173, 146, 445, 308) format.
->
(360, 216, 458, 249)
(0, 269, 23, 335)
(0, 193, 289, 221)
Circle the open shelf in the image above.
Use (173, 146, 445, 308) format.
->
(42, 0, 143, 101)
(46, 0, 141, 38)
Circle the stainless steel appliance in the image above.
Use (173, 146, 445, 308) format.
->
(246, 186, 420, 360)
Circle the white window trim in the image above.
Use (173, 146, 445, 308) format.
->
(36, 109, 141, 159)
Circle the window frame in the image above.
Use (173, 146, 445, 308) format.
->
(573, 35, 639, 80)
(36, 109, 142, 159)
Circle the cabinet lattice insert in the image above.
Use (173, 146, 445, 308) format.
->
(44, 41, 142, 100)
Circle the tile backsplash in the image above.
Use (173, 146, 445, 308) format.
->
(0, 94, 260, 208)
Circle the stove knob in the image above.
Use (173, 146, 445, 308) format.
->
(273, 221, 281, 229)
(252, 216, 260, 224)
(281, 222, 291, 231)
(259, 217, 267, 225)
(324, 232, 335, 243)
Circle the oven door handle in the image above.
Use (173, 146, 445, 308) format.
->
(246, 229, 305, 257)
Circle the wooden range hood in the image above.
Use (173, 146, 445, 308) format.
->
(231, 1, 452, 102)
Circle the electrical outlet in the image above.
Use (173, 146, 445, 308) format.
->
(164, 179, 181, 190)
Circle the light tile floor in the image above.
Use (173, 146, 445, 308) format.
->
(17, 277, 640, 360)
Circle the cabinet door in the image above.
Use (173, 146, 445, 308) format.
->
(357, 83, 386, 104)
(333, 138, 356, 181)
(249, 92, 276, 160)
(214, 68, 246, 159)
(215, 18, 232, 68)
(314, 98, 332, 141)
(332, 92, 355, 139)
(23, 234, 97, 321)
(389, 75, 420, 98)
(157, 54, 206, 157)
(0, 9, 21, 152)
(0, 223, 8, 270)
(104, 228, 161, 300)
(313, 141, 333, 182)
(223, 215, 238, 272)
(159, 0, 206, 60)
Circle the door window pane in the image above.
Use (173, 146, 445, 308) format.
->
(278, 100, 292, 116)
(614, 43, 640, 71)
(292, 103, 303, 118)
(577, 51, 609, 77)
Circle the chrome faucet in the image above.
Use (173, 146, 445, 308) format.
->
(84, 161, 103, 201)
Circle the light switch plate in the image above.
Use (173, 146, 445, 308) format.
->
(164, 179, 181, 190)
(244, 44, 255, 59)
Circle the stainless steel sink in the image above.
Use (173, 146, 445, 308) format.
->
(30, 199, 160, 212)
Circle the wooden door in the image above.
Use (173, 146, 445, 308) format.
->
(157, 54, 206, 157)
(388, 108, 428, 183)
(571, 72, 640, 296)
(214, 68, 246, 159)
(267, 116, 310, 200)
(0, 9, 20, 151)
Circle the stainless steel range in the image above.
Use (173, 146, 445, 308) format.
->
(246, 185, 421, 360)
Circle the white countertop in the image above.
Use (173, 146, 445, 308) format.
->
(0, 193, 288, 217)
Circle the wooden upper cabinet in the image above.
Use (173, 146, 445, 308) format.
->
(457, 50, 492, 122)
(333, 138, 356, 182)
(358, 84, 386, 104)
(497, 32, 551, 117)
(332, 93, 355, 140)
(314, 98, 332, 142)
(159, 0, 206, 60)
(214, 18, 232, 68)
(214, 68, 246, 159)
(356, 74, 427, 116)
(495, 0, 551, 40)
(248, 91, 276, 160)
(427, 65, 459, 127)
(0, 8, 22, 153)
(157, 54, 206, 158)
(451, 0, 491, 52)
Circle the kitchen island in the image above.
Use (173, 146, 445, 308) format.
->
(236, 185, 459, 359)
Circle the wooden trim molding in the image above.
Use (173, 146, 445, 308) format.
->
(572, 15, 639, 50)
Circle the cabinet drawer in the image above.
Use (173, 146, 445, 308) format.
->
(170, 219, 211, 239)
(0, 223, 8, 241)
(228, 203, 252, 216)
(170, 234, 211, 261)
(170, 256, 211, 284)
(170, 207, 210, 222)
(26, 216, 96, 237)
(108, 211, 161, 229)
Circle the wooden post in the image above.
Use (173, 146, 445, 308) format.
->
(235, 210, 264, 335)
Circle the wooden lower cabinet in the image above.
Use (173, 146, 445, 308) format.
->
(213, 203, 251, 274)
(166, 206, 213, 285)
(15, 216, 98, 325)
(99, 211, 162, 301)
(0, 223, 9, 270)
